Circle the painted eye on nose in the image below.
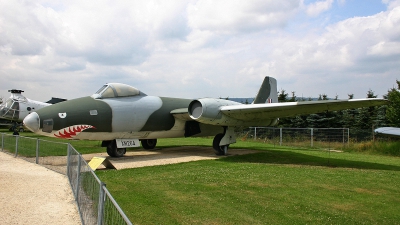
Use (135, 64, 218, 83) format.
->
(59, 112, 67, 118)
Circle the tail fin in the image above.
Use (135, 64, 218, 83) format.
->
(252, 77, 278, 104)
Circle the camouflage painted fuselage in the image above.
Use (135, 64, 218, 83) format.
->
(30, 95, 222, 140)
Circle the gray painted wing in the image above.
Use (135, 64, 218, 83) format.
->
(220, 98, 387, 121)
(374, 127, 400, 137)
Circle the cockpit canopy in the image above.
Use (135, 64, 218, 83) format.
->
(91, 83, 144, 99)
(0, 98, 19, 120)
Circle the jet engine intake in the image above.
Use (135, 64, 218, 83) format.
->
(188, 98, 242, 126)
(188, 98, 280, 127)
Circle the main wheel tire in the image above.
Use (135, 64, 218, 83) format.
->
(114, 148, 126, 157)
(106, 140, 126, 157)
(141, 139, 157, 149)
(106, 146, 115, 157)
(213, 133, 229, 156)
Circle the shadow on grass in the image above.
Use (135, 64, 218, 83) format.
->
(218, 150, 400, 171)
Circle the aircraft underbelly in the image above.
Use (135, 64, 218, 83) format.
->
(73, 121, 223, 140)
(76, 130, 185, 140)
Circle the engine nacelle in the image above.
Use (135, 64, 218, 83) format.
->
(188, 98, 279, 127)
(188, 98, 242, 126)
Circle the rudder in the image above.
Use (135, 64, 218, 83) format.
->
(253, 77, 278, 104)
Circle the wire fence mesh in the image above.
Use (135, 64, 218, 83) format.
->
(1, 133, 132, 225)
(239, 127, 350, 150)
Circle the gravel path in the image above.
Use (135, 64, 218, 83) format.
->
(0, 151, 80, 225)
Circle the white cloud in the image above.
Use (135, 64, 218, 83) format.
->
(274, 5, 400, 97)
(383, 0, 400, 9)
(306, 0, 334, 17)
(187, 0, 301, 34)
(0, 0, 399, 102)
(337, 0, 346, 6)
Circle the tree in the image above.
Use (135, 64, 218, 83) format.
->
(308, 94, 340, 128)
(277, 89, 301, 127)
(278, 89, 289, 102)
(386, 81, 400, 126)
(289, 91, 296, 102)
(350, 89, 387, 140)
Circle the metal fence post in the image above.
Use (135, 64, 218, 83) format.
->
(15, 135, 19, 157)
(36, 139, 40, 164)
(1, 133, 3, 151)
(279, 128, 282, 146)
(67, 144, 71, 180)
(75, 157, 81, 201)
(342, 129, 345, 146)
(98, 182, 106, 225)
(310, 128, 314, 147)
(254, 127, 257, 140)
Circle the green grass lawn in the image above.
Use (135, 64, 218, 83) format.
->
(96, 142, 400, 225)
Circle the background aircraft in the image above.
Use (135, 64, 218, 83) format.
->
(0, 89, 65, 134)
(23, 77, 387, 157)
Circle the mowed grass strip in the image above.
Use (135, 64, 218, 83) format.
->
(97, 146, 400, 225)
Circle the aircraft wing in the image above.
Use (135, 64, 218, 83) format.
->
(171, 108, 191, 120)
(374, 127, 400, 137)
(172, 98, 387, 127)
(220, 98, 387, 121)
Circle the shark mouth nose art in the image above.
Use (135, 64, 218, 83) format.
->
(54, 125, 96, 139)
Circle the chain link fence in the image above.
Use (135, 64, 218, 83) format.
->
(1, 133, 132, 225)
(239, 127, 350, 150)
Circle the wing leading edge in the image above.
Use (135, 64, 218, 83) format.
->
(221, 98, 387, 122)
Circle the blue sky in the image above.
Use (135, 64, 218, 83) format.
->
(1, 0, 399, 102)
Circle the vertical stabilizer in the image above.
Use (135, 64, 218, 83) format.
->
(252, 77, 278, 104)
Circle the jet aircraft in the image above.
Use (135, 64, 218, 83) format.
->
(23, 77, 387, 157)
(0, 89, 65, 134)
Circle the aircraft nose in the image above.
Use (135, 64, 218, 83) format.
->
(23, 112, 40, 132)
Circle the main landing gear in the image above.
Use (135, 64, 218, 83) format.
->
(213, 133, 228, 155)
(212, 127, 236, 156)
(105, 140, 126, 158)
(141, 139, 157, 149)
(103, 128, 236, 157)
(103, 139, 158, 157)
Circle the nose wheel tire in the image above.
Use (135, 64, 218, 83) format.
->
(141, 139, 157, 149)
(106, 140, 126, 157)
